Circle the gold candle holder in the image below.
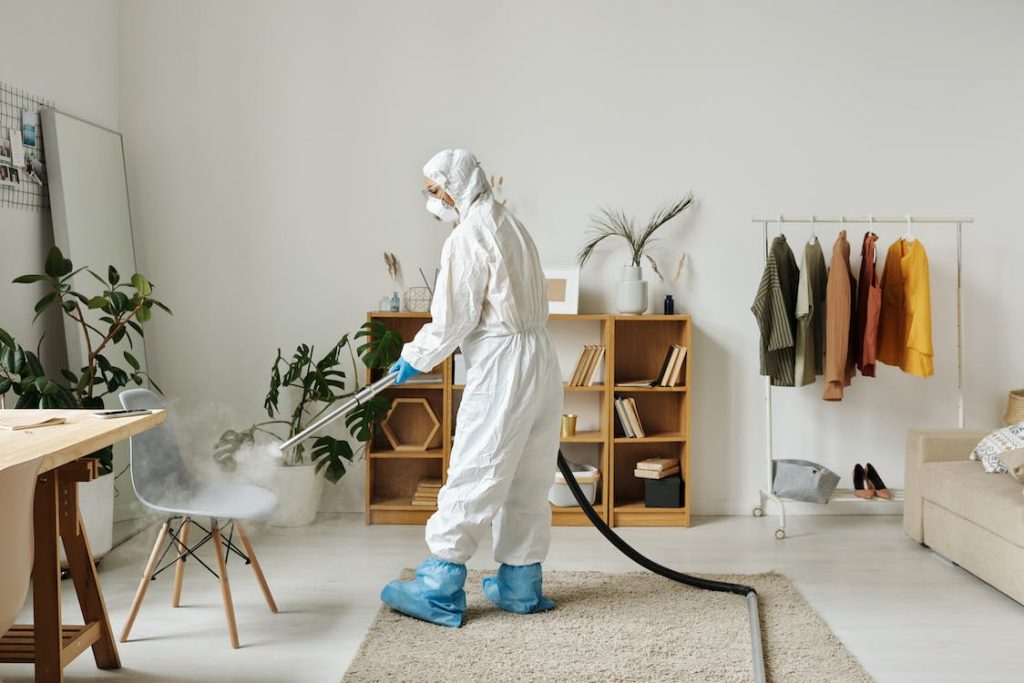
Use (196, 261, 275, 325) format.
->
(561, 414, 577, 438)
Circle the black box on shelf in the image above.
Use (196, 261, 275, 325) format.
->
(644, 475, 683, 508)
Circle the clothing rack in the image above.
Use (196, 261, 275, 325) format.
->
(751, 215, 971, 539)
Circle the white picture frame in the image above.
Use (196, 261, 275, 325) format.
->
(543, 265, 580, 315)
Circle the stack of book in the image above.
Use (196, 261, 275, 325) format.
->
(411, 479, 442, 507)
(634, 458, 680, 479)
(567, 345, 606, 387)
(614, 395, 646, 438)
(651, 345, 687, 387)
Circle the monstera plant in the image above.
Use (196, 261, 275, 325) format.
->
(2, 246, 169, 473)
(213, 319, 402, 484)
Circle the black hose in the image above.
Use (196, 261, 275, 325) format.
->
(556, 451, 756, 597)
(557, 450, 768, 683)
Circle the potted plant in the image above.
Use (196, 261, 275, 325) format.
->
(577, 193, 693, 314)
(213, 319, 402, 527)
(4, 246, 170, 557)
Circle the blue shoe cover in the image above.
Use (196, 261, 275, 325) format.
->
(380, 557, 467, 628)
(482, 563, 556, 614)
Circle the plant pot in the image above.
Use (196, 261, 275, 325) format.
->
(615, 264, 648, 315)
(60, 472, 114, 563)
(268, 463, 323, 527)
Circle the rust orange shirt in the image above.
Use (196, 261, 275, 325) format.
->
(856, 232, 882, 376)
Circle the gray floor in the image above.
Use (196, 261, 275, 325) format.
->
(4, 514, 1022, 682)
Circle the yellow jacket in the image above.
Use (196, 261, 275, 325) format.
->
(877, 239, 933, 377)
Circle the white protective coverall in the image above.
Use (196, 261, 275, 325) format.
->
(401, 149, 563, 567)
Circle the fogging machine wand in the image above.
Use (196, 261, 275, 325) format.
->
(278, 371, 399, 452)
(276, 370, 766, 683)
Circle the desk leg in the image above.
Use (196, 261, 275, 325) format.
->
(60, 476, 121, 669)
(33, 473, 63, 683)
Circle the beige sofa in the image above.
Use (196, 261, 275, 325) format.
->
(904, 429, 1024, 605)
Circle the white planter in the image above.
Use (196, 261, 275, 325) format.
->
(268, 464, 323, 527)
(615, 264, 648, 314)
(60, 473, 114, 563)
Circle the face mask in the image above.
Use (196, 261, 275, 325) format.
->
(426, 195, 459, 223)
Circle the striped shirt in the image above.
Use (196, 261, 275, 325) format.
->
(752, 235, 799, 387)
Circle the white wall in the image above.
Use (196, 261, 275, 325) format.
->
(118, 0, 1024, 514)
(0, 0, 119, 372)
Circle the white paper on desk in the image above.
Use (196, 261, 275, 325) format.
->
(9, 128, 25, 167)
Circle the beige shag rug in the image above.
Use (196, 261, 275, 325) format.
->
(343, 570, 870, 683)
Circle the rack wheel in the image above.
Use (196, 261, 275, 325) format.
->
(775, 528, 786, 540)
(752, 507, 763, 517)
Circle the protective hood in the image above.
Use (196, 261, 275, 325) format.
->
(422, 149, 493, 217)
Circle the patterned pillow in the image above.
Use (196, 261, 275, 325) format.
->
(970, 423, 1024, 473)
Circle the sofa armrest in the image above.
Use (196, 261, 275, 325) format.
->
(904, 429, 988, 543)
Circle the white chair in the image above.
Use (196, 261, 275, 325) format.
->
(0, 457, 43, 642)
(119, 389, 279, 648)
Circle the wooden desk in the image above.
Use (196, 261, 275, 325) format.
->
(0, 409, 165, 682)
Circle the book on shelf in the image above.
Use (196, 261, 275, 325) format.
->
(585, 346, 606, 386)
(650, 344, 687, 387)
(617, 378, 658, 387)
(668, 345, 687, 386)
(614, 397, 635, 438)
(622, 397, 646, 438)
(614, 396, 645, 438)
(634, 465, 681, 480)
(636, 457, 678, 472)
(568, 345, 606, 387)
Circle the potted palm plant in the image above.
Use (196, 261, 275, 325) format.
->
(577, 193, 693, 314)
(4, 246, 169, 557)
(213, 319, 402, 527)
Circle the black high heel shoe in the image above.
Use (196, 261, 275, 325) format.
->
(865, 463, 892, 500)
(853, 464, 874, 499)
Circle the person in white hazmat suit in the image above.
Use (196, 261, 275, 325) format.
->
(380, 149, 563, 628)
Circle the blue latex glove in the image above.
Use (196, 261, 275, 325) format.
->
(389, 358, 421, 385)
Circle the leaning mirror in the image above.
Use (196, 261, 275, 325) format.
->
(41, 110, 150, 549)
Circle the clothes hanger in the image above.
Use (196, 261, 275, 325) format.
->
(809, 214, 818, 244)
(838, 214, 846, 238)
(868, 213, 874, 236)
(778, 213, 784, 237)
(903, 214, 916, 242)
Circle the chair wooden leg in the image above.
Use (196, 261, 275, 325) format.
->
(171, 518, 190, 607)
(120, 520, 171, 643)
(211, 520, 240, 649)
(234, 521, 278, 613)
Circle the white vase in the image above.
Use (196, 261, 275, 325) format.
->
(60, 473, 114, 563)
(267, 463, 323, 527)
(615, 264, 648, 315)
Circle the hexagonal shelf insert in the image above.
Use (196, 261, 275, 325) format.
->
(381, 397, 441, 452)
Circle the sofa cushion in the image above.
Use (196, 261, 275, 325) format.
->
(970, 423, 1024, 473)
(1003, 448, 1024, 485)
(921, 460, 1024, 547)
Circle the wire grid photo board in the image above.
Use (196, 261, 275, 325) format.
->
(0, 82, 53, 210)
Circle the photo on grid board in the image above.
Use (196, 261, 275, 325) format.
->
(0, 164, 9, 185)
(0, 128, 10, 163)
(23, 150, 44, 185)
(9, 127, 25, 167)
(21, 111, 39, 147)
(8, 166, 20, 185)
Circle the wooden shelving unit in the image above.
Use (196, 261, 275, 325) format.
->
(364, 312, 449, 525)
(609, 315, 691, 527)
(364, 311, 691, 528)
